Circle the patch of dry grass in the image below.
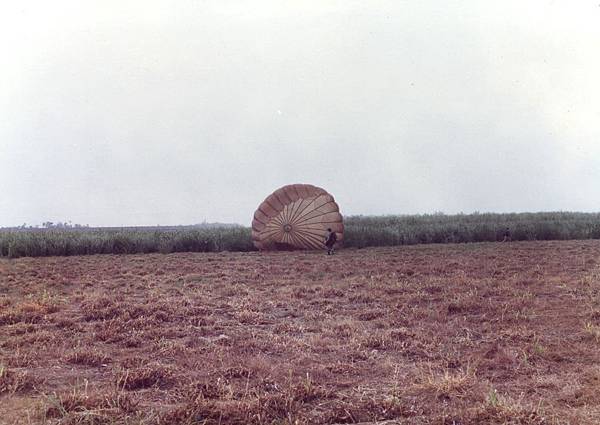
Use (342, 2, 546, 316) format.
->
(1, 241, 600, 424)
(65, 348, 111, 367)
(114, 363, 175, 391)
(0, 365, 39, 395)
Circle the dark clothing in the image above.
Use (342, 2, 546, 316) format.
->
(325, 232, 337, 248)
(325, 231, 337, 255)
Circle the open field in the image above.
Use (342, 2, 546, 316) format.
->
(1, 240, 600, 424)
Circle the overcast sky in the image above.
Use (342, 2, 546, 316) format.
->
(1, 1, 599, 227)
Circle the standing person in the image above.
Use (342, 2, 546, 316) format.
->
(502, 227, 511, 242)
(324, 228, 337, 255)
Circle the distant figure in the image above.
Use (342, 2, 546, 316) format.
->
(324, 228, 337, 255)
(502, 227, 511, 242)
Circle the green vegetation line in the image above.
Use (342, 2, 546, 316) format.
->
(1, 212, 599, 258)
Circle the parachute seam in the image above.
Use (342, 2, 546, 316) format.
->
(263, 199, 281, 215)
(258, 206, 277, 225)
(287, 198, 308, 226)
(292, 231, 322, 249)
(274, 191, 290, 211)
(252, 215, 266, 226)
(265, 196, 283, 213)
(280, 205, 291, 226)
(294, 201, 338, 226)
(295, 228, 330, 240)
(287, 231, 304, 248)
(289, 197, 318, 226)
(293, 196, 332, 223)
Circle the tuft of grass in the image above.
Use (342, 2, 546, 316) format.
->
(65, 349, 111, 367)
(0, 365, 39, 395)
(476, 390, 547, 424)
(415, 366, 477, 400)
(114, 364, 175, 391)
(487, 388, 500, 407)
(0, 294, 61, 325)
(44, 384, 139, 422)
(584, 322, 600, 342)
(286, 373, 330, 403)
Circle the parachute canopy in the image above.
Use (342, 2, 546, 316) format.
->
(252, 184, 344, 250)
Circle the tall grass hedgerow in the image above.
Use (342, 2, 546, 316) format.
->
(0, 227, 255, 258)
(1, 212, 599, 258)
(342, 211, 600, 248)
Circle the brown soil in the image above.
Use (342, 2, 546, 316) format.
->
(1, 240, 600, 424)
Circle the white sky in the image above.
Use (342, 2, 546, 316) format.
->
(1, 1, 599, 227)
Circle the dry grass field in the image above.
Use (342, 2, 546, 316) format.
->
(1, 240, 600, 424)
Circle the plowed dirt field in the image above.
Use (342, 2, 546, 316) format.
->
(1, 240, 600, 424)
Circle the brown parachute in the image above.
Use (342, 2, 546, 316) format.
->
(252, 184, 344, 250)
